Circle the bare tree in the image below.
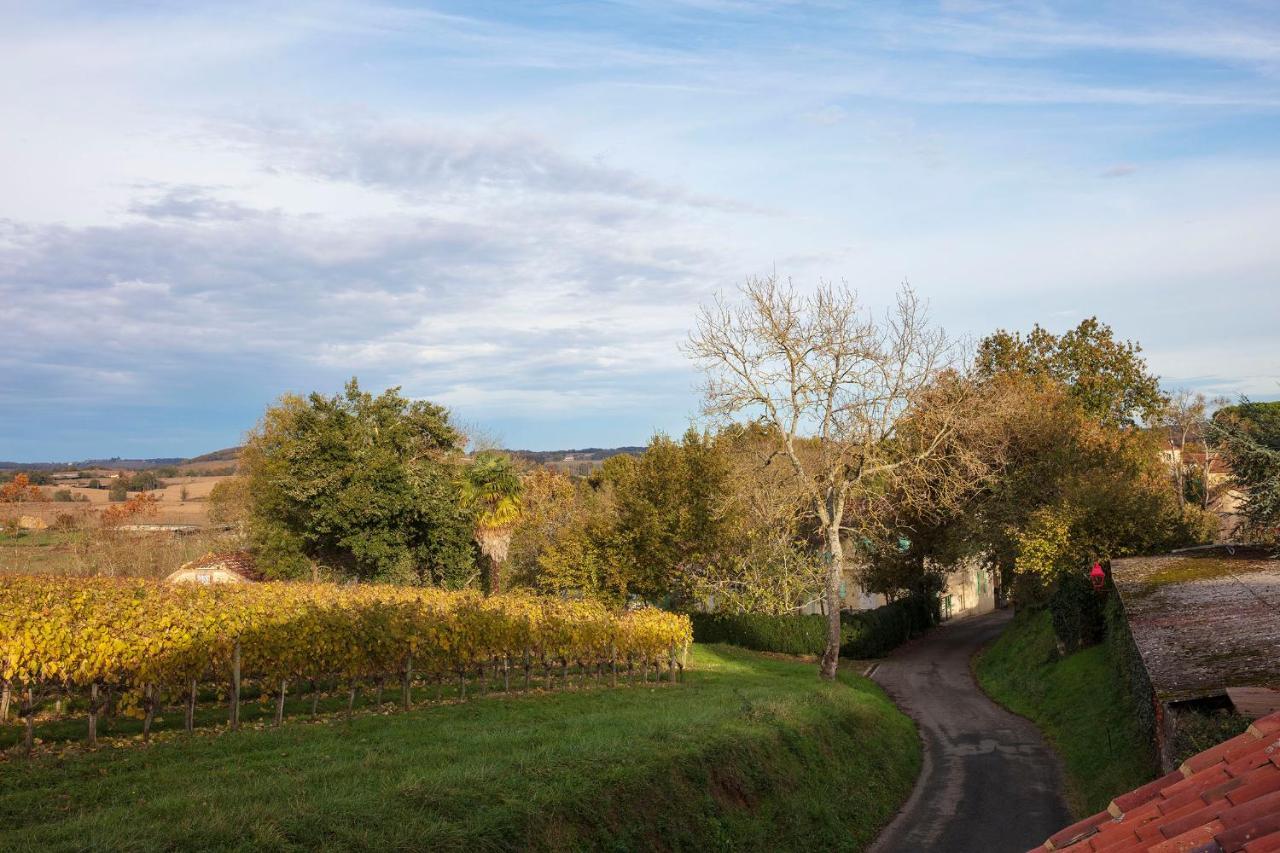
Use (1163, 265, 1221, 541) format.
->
(1161, 390, 1229, 510)
(686, 275, 977, 679)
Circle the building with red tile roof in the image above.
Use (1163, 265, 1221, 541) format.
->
(1028, 710, 1280, 852)
(165, 550, 262, 584)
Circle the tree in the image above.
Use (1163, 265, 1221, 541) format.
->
(208, 477, 250, 526)
(958, 370, 1213, 613)
(107, 480, 129, 502)
(240, 379, 476, 584)
(0, 474, 46, 504)
(600, 429, 736, 604)
(687, 277, 983, 679)
(975, 317, 1164, 427)
(507, 466, 621, 598)
(1211, 399, 1280, 543)
(461, 451, 523, 595)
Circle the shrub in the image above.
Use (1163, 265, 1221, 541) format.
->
(52, 489, 74, 503)
(1048, 570, 1106, 654)
(108, 481, 128, 502)
(690, 611, 827, 655)
(690, 593, 939, 659)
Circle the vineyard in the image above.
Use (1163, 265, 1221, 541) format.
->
(0, 576, 692, 753)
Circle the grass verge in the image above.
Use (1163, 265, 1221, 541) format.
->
(0, 645, 919, 852)
(975, 610, 1156, 816)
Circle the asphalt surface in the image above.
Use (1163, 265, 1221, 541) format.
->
(869, 609, 1073, 853)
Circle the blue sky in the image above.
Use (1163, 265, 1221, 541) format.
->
(2, 0, 1278, 461)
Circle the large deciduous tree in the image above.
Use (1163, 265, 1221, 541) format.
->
(975, 317, 1164, 427)
(687, 276, 985, 680)
(240, 379, 476, 585)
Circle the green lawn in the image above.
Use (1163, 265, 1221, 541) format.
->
(0, 645, 920, 852)
(975, 610, 1157, 816)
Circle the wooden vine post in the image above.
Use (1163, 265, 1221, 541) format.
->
(401, 654, 413, 710)
(229, 639, 241, 731)
(142, 683, 156, 742)
(186, 679, 197, 733)
(88, 682, 101, 747)
(275, 680, 288, 726)
(20, 687, 35, 756)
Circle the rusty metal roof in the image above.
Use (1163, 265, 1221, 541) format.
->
(1112, 547, 1280, 703)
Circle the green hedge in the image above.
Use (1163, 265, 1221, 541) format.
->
(691, 594, 939, 659)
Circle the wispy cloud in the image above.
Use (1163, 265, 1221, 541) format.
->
(2, 0, 1279, 457)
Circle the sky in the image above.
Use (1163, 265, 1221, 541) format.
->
(2, 0, 1279, 461)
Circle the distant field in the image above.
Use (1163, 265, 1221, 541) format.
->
(0, 645, 920, 852)
(3, 475, 230, 528)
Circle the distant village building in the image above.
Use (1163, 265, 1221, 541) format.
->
(166, 551, 262, 585)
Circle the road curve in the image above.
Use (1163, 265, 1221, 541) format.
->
(869, 609, 1072, 853)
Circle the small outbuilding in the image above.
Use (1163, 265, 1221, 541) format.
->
(166, 551, 262, 585)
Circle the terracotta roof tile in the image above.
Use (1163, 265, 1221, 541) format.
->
(1241, 830, 1280, 851)
(1217, 816, 1280, 851)
(1252, 718, 1280, 739)
(1042, 711, 1280, 853)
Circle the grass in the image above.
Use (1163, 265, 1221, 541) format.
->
(0, 645, 920, 852)
(975, 610, 1157, 817)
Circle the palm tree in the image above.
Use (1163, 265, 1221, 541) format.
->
(462, 451, 523, 595)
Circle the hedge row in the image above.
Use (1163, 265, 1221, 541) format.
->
(690, 594, 939, 659)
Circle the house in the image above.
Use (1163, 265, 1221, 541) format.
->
(166, 551, 261, 585)
(1027, 709, 1280, 852)
(796, 557, 997, 620)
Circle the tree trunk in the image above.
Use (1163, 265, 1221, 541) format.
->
(186, 679, 197, 733)
(819, 524, 844, 680)
(0, 680, 9, 722)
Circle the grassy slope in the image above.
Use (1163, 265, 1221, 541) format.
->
(975, 611, 1156, 816)
(0, 645, 920, 853)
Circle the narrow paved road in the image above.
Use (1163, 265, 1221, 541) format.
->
(869, 609, 1072, 853)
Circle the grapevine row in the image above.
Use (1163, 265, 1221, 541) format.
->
(0, 576, 692, 751)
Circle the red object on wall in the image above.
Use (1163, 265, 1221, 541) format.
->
(1090, 562, 1105, 592)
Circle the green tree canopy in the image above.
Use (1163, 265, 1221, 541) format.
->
(975, 317, 1164, 426)
(240, 379, 476, 585)
(1212, 398, 1280, 543)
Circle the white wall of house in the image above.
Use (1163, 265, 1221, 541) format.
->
(941, 561, 996, 620)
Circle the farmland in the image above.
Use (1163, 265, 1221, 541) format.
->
(0, 645, 919, 852)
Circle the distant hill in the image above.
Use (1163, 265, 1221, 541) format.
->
(187, 447, 242, 464)
(0, 448, 241, 472)
(1, 445, 642, 472)
(506, 447, 645, 465)
(0, 456, 186, 472)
